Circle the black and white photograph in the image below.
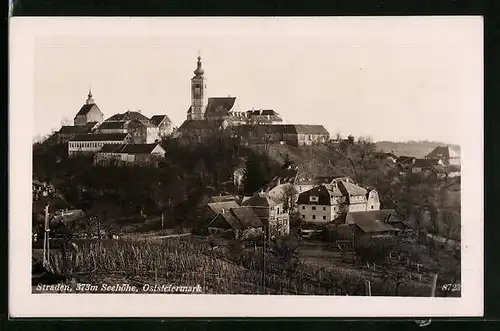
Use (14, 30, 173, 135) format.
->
(10, 17, 483, 317)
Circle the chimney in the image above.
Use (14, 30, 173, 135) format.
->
(221, 208, 225, 214)
(276, 178, 281, 186)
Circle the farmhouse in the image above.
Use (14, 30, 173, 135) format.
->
(297, 177, 380, 224)
(207, 206, 264, 240)
(343, 209, 403, 237)
(94, 143, 166, 166)
(411, 158, 445, 173)
(68, 133, 132, 155)
(242, 192, 290, 238)
(425, 145, 460, 166)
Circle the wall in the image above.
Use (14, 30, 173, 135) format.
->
(146, 127, 160, 143)
(127, 121, 147, 143)
(68, 139, 128, 155)
(367, 190, 381, 211)
(299, 204, 332, 223)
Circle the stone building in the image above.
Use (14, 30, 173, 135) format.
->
(296, 177, 381, 224)
(73, 89, 104, 126)
(57, 122, 99, 144)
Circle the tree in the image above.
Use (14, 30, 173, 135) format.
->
(242, 153, 269, 195)
(281, 184, 298, 213)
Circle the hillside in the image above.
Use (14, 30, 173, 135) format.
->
(375, 141, 461, 158)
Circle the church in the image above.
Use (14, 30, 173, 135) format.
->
(178, 56, 330, 146)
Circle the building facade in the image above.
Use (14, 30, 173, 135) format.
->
(297, 177, 381, 224)
(68, 133, 132, 155)
(94, 143, 166, 166)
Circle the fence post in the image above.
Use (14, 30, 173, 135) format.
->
(431, 274, 438, 297)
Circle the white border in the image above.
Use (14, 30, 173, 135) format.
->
(9, 17, 484, 317)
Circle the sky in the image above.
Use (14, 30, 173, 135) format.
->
(31, 17, 482, 144)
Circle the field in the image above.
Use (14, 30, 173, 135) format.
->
(33, 233, 458, 297)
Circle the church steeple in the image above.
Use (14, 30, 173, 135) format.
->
(86, 88, 95, 105)
(189, 54, 206, 120)
(193, 55, 204, 77)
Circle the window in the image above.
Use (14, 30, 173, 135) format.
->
(312, 206, 316, 210)
(302, 206, 305, 210)
(312, 215, 316, 220)
(309, 196, 319, 203)
(323, 216, 326, 220)
(302, 215, 305, 219)
(323, 207, 326, 211)
(371, 206, 374, 209)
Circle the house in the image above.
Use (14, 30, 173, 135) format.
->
(105, 110, 151, 125)
(150, 115, 174, 138)
(232, 124, 330, 147)
(412, 158, 445, 173)
(207, 206, 263, 240)
(94, 143, 166, 166)
(57, 122, 99, 144)
(396, 156, 416, 166)
(74, 90, 104, 126)
(100, 113, 157, 144)
(425, 145, 461, 166)
(68, 133, 132, 155)
(297, 178, 380, 224)
(344, 210, 403, 237)
(242, 192, 290, 238)
(373, 152, 398, 163)
(430, 165, 461, 179)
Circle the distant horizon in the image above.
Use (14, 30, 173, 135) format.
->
(31, 17, 482, 145)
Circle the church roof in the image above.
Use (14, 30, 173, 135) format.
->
(204, 97, 237, 117)
(75, 104, 101, 117)
(178, 119, 224, 131)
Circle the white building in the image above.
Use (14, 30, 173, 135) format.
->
(68, 133, 132, 155)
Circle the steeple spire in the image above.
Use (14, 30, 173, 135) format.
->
(86, 87, 95, 105)
(194, 54, 204, 76)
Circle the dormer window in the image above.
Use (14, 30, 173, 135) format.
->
(309, 196, 319, 203)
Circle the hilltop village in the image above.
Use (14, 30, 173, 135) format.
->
(32, 56, 462, 296)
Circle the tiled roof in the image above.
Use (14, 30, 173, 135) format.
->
(396, 156, 416, 164)
(205, 97, 237, 117)
(98, 143, 163, 154)
(207, 201, 240, 214)
(293, 124, 330, 135)
(75, 104, 100, 116)
(297, 185, 331, 205)
(426, 145, 460, 159)
(178, 119, 224, 131)
(106, 111, 151, 123)
(58, 122, 97, 134)
(69, 133, 129, 142)
(242, 193, 279, 208)
(414, 158, 441, 168)
(97, 121, 128, 130)
(346, 210, 401, 233)
(150, 115, 171, 126)
(209, 195, 239, 203)
(338, 180, 367, 196)
(230, 206, 263, 229)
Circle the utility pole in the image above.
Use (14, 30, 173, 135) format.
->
(42, 204, 50, 269)
(262, 226, 266, 294)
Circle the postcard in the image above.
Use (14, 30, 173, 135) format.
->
(9, 16, 483, 317)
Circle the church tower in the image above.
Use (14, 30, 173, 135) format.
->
(189, 55, 206, 120)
